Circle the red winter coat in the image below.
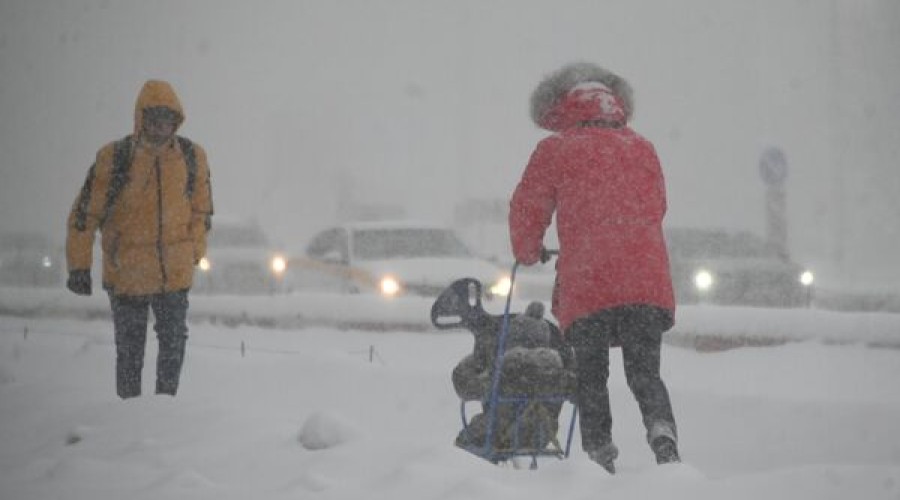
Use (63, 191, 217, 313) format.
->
(509, 79, 675, 333)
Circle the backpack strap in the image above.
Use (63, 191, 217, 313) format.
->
(99, 135, 199, 228)
(177, 136, 198, 198)
(100, 135, 134, 228)
(73, 163, 97, 231)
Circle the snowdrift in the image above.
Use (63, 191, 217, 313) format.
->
(1, 286, 899, 351)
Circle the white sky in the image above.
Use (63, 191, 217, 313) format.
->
(1, 0, 898, 288)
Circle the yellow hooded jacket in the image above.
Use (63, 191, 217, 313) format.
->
(67, 80, 213, 296)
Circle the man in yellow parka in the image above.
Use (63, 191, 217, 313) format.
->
(66, 80, 213, 399)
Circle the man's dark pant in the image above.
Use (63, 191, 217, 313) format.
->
(567, 305, 676, 452)
(109, 290, 189, 399)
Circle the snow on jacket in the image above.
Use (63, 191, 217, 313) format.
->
(66, 80, 213, 295)
(509, 63, 675, 333)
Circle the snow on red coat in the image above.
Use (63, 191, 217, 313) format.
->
(509, 64, 675, 333)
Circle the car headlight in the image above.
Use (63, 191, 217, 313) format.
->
(379, 276, 401, 297)
(198, 256, 211, 271)
(489, 275, 512, 297)
(799, 270, 814, 287)
(693, 269, 714, 292)
(270, 254, 287, 275)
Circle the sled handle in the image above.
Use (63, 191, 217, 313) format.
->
(481, 261, 519, 455)
(484, 248, 559, 456)
(481, 249, 559, 454)
(540, 248, 559, 262)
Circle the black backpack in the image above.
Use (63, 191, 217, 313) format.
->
(74, 135, 200, 231)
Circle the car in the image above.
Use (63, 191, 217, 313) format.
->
(0, 231, 64, 287)
(665, 227, 814, 307)
(294, 221, 512, 299)
(193, 219, 290, 295)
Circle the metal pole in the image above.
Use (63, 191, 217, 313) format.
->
(481, 261, 520, 459)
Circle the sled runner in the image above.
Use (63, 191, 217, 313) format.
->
(431, 253, 578, 469)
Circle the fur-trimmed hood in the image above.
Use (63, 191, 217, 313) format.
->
(530, 62, 634, 131)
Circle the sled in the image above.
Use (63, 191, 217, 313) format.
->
(431, 252, 578, 469)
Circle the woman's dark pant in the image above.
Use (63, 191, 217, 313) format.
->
(109, 290, 189, 399)
(567, 305, 676, 452)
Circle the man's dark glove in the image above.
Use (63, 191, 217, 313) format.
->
(66, 270, 92, 296)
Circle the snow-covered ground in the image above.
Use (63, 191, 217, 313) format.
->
(3, 285, 900, 349)
(1, 313, 899, 500)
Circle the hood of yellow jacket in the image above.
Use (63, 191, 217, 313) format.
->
(133, 79, 185, 136)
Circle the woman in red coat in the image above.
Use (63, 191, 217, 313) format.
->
(509, 62, 680, 473)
